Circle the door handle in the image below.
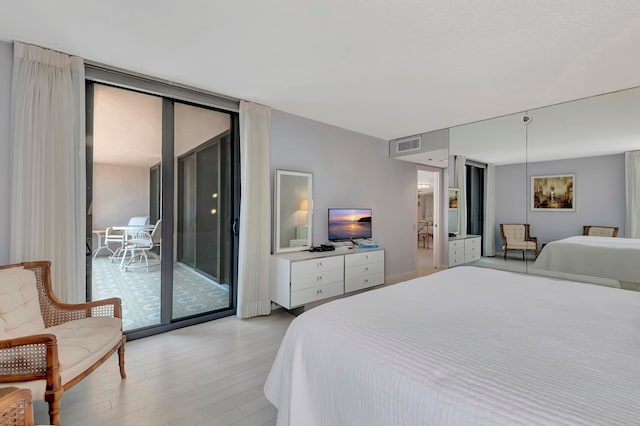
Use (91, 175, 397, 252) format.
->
(232, 219, 239, 235)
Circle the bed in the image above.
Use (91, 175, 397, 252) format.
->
(533, 235, 640, 288)
(264, 266, 640, 425)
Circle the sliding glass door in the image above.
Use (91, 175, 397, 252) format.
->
(173, 103, 233, 320)
(86, 79, 238, 339)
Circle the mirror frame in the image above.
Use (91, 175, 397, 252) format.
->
(275, 169, 313, 253)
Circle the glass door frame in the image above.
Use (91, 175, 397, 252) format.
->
(85, 70, 240, 341)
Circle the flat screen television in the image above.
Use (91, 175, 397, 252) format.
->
(328, 208, 372, 241)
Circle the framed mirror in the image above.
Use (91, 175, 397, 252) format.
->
(275, 170, 313, 253)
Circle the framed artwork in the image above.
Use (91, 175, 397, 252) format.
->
(531, 174, 575, 211)
(448, 188, 459, 209)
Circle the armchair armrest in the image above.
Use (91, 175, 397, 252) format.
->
(41, 297, 122, 328)
(0, 334, 59, 382)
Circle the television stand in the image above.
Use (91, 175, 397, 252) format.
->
(270, 248, 385, 309)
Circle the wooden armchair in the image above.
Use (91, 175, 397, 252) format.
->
(583, 225, 619, 237)
(500, 224, 539, 260)
(0, 261, 126, 426)
(0, 387, 34, 426)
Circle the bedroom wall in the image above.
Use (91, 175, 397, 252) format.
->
(0, 41, 11, 264)
(495, 154, 625, 247)
(271, 110, 418, 279)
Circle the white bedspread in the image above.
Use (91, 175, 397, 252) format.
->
(265, 266, 640, 426)
(533, 236, 640, 284)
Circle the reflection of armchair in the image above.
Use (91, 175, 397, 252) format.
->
(583, 225, 618, 237)
(0, 261, 125, 426)
(500, 224, 538, 260)
(104, 216, 150, 260)
(120, 219, 162, 271)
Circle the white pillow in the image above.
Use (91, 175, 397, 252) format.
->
(0, 266, 46, 338)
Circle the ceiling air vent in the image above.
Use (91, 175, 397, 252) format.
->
(390, 135, 422, 157)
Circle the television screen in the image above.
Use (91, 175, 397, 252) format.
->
(328, 208, 372, 240)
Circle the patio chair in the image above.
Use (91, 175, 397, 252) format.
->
(120, 219, 162, 272)
(104, 216, 150, 260)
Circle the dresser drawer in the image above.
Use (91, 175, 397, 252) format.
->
(465, 237, 480, 251)
(345, 262, 384, 279)
(290, 281, 344, 307)
(345, 273, 384, 293)
(291, 255, 344, 276)
(344, 250, 384, 267)
(449, 245, 464, 259)
(465, 241, 480, 256)
(291, 267, 344, 291)
(465, 251, 481, 263)
(449, 240, 464, 249)
(449, 245, 465, 266)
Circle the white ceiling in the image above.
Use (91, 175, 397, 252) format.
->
(2, 1, 640, 141)
(450, 86, 640, 164)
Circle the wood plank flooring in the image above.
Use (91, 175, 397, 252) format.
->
(32, 310, 295, 426)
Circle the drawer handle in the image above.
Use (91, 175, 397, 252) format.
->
(316, 289, 323, 296)
(364, 266, 369, 272)
(316, 275, 323, 282)
(365, 255, 369, 260)
(364, 279, 369, 284)
(317, 261, 323, 268)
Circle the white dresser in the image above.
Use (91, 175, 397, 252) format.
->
(271, 249, 385, 309)
(448, 235, 481, 267)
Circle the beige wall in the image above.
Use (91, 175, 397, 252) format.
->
(93, 163, 150, 231)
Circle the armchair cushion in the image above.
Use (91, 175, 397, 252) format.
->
(2, 316, 122, 400)
(0, 268, 44, 338)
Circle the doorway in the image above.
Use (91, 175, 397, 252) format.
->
(417, 169, 440, 276)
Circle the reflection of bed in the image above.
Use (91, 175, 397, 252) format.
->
(533, 236, 640, 288)
(265, 266, 640, 425)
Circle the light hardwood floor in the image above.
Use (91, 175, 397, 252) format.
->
(32, 310, 295, 426)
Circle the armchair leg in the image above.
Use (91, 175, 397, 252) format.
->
(504, 250, 507, 261)
(118, 336, 127, 379)
(45, 391, 62, 426)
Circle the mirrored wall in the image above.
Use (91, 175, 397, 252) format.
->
(449, 86, 640, 291)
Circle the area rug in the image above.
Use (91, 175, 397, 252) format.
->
(92, 257, 230, 330)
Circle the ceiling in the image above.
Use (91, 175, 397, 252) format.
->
(450, 85, 640, 164)
(2, 1, 640, 141)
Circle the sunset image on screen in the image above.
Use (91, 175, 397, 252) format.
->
(328, 209, 372, 240)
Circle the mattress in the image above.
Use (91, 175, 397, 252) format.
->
(533, 235, 640, 284)
(264, 266, 640, 425)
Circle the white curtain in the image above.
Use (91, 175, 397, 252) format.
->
(455, 156, 467, 237)
(625, 151, 640, 238)
(10, 42, 85, 303)
(483, 164, 496, 256)
(237, 101, 272, 318)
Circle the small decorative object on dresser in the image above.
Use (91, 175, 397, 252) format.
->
(270, 249, 385, 309)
